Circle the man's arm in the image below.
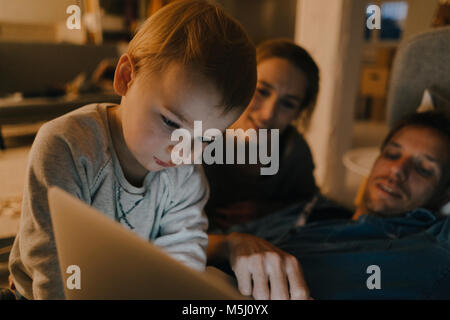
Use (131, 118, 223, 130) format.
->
(207, 232, 311, 300)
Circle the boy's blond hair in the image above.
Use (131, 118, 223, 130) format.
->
(128, 0, 257, 112)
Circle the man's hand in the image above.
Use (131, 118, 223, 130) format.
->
(227, 232, 311, 300)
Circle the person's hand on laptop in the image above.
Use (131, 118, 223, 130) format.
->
(227, 232, 311, 300)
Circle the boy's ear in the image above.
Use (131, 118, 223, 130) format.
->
(113, 54, 136, 96)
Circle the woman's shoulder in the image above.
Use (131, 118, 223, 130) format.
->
(282, 125, 313, 162)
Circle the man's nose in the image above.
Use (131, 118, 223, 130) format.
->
(390, 157, 410, 182)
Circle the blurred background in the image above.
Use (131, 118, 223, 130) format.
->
(0, 0, 449, 286)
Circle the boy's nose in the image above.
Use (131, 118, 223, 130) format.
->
(166, 142, 200, 164)
(166, 145, 177, 164)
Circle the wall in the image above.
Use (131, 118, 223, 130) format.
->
(216, 0, 297, 44)
(402, 0, 440, 40)
(295, 0, 366, 204)
(0, 0, 86, 43)
(0, 0, 80, 24)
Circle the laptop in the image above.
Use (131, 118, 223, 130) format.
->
(47, 186, 247, 300)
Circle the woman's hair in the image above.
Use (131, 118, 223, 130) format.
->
(256, 39, 320, 129)
(127, 0, 257, 113)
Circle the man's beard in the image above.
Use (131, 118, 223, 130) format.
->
(362, 192, 410, 218)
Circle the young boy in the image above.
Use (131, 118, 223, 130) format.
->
(8, 0, 256, 300)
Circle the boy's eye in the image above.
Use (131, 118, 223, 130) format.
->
(161, 115, 180, 129)
(383, 149, 400, 160)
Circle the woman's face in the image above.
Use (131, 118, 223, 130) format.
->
(232, 57, 308, 134)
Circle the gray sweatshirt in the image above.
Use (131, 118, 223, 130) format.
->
(8, 103, 209, 300)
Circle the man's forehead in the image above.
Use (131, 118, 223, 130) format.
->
(385, 125, 448, 162)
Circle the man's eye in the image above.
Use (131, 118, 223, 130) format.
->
(161, 115, 180, 129)
(383, 151, 399, 160)
(416, 165, 433, 178)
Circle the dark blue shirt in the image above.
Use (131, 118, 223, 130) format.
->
(229, 202, 450, 299)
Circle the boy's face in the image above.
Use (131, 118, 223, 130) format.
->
(363, 126, 448, 216)
(116, 57, 241, 172)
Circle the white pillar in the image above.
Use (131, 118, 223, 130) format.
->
(295, 0, 366, 203)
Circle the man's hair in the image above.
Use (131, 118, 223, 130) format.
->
(127, 0, 257, 113)
(256, 39, 319, 119)
(382, 111, 450, 197)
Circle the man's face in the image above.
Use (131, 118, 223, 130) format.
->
(363, 125, 448, 216)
